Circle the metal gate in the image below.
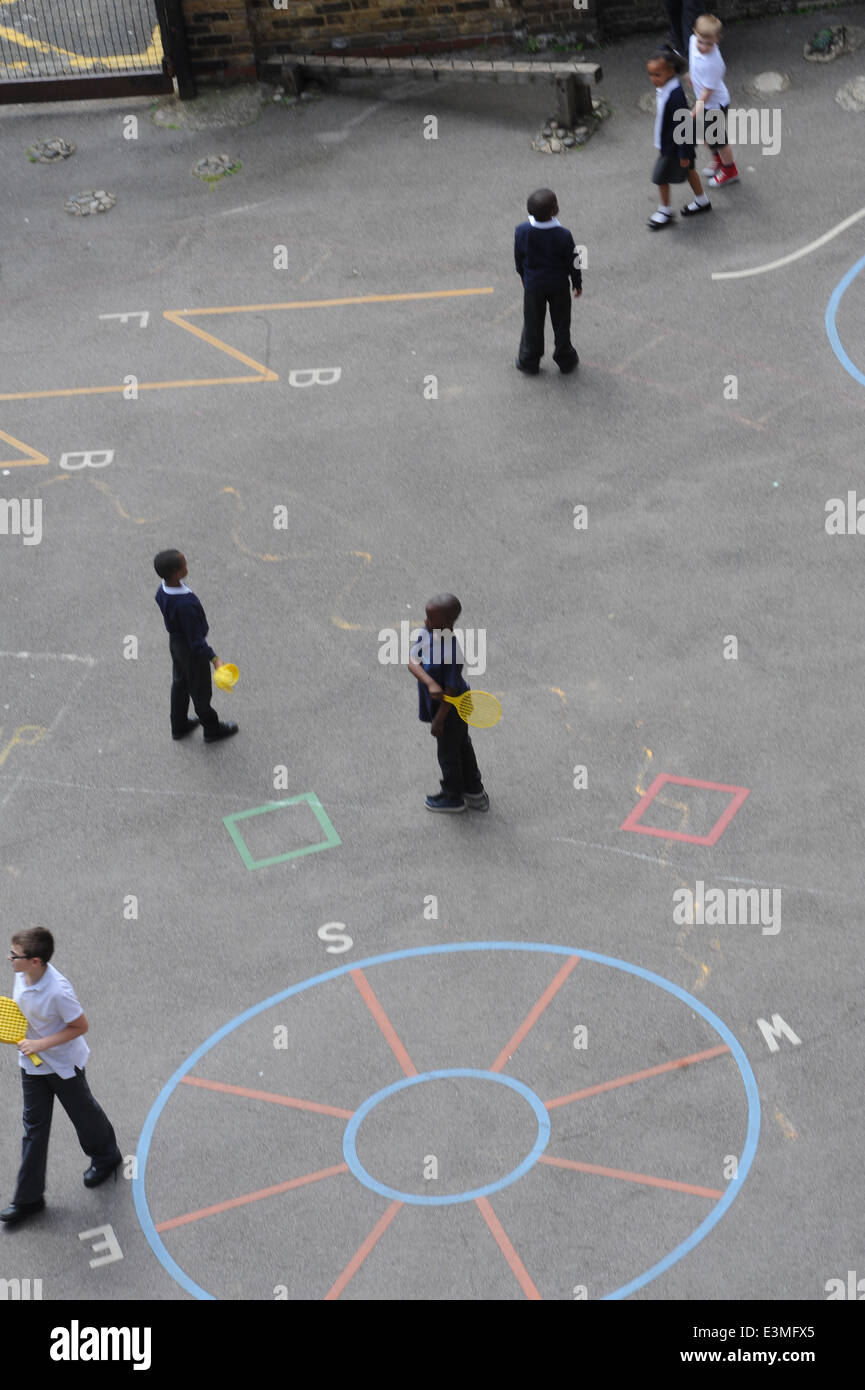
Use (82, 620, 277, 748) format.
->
(0, 0, 194, 103)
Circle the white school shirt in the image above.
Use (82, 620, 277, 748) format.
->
(654, 76, 680, 150)
(14, 962, 90, 1077)
(689, 35, 730, 108)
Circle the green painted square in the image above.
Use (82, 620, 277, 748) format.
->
(223, 793, 341, 870)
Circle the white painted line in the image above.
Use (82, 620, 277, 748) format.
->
(218, 202, 276, 217)
(0, 650, 97, 665)
(317, 101, 384, 144)
(552, 837, 846, 899)
(0, 775, 21, 809)
(712, 205, 865, 280)
(98, 311, 149, 327)
(0, 774, 250, 800)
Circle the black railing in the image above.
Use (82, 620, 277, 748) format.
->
(0, 0, 163, 82)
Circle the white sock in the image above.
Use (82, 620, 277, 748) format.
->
(695, 192, 709, 206)
(658, 203, 672, 213)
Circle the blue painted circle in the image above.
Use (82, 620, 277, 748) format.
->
(826, 251, 865, 388)
(133, 942, 760, 1301)
(342, 1068, 551, 1205)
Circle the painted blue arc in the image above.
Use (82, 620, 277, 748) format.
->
(825, 252, 865, 387)
(343, 1068, 551, 1205)
(133, 942, 761, 1301)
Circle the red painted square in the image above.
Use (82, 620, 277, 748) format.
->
(620, 773, 750, 846)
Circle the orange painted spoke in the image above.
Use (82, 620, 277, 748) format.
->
(179, 288, 495, 315)
(325, 1201, 403, 1300)
(475, 1197, 541, 1299)
(180, 1075, 353, 1118)
(155, 1163, 349, 1232)
(545, 1044, 731, 1109)
(490, 955, 580, 1073)
(351, 969, 417, 1077)
(538, 1154, 724, 1200)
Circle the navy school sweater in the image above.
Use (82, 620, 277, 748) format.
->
(658, 82, 695, 160)
(514, 219, 583, 294)
(155, 583, 215, 659)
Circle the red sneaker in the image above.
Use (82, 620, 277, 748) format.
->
(709, 165, 739, 187)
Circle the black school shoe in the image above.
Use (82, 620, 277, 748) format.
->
(515, 358, 540, 375)
(203, 721, 239, 743)
(647, 210, 675, 231)
(0, 1198, 45, 1225)
(557, 352, 579, 375)
(425, 793, 466, 813)
(680, 199, 712, 217)
(83, 1155, 122, 1188)
(172, 719, 200, 740)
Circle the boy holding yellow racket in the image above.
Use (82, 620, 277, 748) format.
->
(408, 594, 490, 813)
(153, 549, 239, 744)
(1, 928, 122, 1226)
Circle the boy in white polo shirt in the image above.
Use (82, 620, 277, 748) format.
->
(1, 927, 122, 1226)
(688, 14, 739, 187)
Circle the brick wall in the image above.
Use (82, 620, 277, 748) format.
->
(179, 0, 597, 79)
(600, 0, 860, 36)
(176, 0, 863, 81)
(179, 1, 255, 80)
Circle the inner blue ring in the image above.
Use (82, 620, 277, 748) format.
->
(343, 1068, 551, 1205)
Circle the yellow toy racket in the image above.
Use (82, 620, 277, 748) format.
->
(0, 997, 42, 1066)
(213, 663, 239, 691)
(441, 690, 501, 728)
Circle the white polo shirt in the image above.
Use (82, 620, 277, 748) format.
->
(13, 962, 89, 1077)
(689, 35, 730, 108)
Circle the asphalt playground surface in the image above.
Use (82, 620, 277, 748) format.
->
(1, 8, 865, 1305)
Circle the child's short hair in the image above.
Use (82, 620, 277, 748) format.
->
(527, 188, 558, 221)
(651, 43, 687, 75)
(12, 926, 54, 963)
(154, 549, 184, 580)
(694, 14, 723, 38)
(428, 592, 461, 620)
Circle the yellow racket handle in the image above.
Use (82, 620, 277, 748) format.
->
(17, 1039, 43, 1067)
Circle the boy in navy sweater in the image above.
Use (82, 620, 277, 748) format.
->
(514, 188, 582, 375)
(407, 593, 488, 814)
(153, 549, 238, 743)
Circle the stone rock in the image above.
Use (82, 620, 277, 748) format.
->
(750, 70, 791, 95)
(64, 189, 116, 215)
(549, 137, 562, 151)
(26, 137, 76, 163)
(192, 154, 241, 182)
(803, 26, 847, 62)
(151, 84, 265, 130)
(563, 135, 576, 147)
(541, 125, 552, 136)
(836, 75, 865, 111)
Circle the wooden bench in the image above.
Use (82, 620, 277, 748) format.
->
(265, 53, 603, 125)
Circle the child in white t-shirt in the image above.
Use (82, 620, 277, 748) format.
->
(688, 14, 739, 187)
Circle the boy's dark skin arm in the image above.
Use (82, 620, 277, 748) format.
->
(407, 598, 461, 738)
